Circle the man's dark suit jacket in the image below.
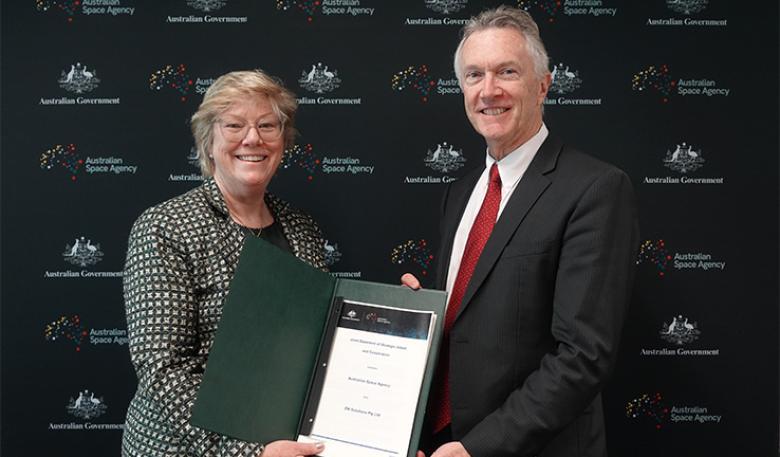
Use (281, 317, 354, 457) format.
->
(433, 135, 639, 457)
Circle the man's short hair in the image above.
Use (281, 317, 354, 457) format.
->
(453, 6, 550, 84)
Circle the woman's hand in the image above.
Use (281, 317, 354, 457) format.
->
(261, 440, 324, 457)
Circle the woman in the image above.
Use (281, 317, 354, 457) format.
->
(122, 70, 325, 457)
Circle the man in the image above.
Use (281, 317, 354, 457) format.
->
(403, 6, 639, 457)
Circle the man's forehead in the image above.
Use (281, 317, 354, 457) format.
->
(461, 29, 527, 66)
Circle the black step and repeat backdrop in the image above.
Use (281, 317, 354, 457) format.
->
(1, 1, 778, 455)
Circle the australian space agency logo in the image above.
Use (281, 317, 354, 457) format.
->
(632, 64, 675, 103)
(627, 392, 723, 429)
(149, 64, 194, 102)
(63, 237, 104, 267)
(35, 0, 136, 22)
(392, 65, 437, 102)
(282, 143, 375, 180)
(299, 63, 341, 93)
(626, 393, 668, 429)
(277, 0, 375, 22)
(44, 315, 129, 354)
(45, 315, 87, 351)
(392, 65, 461, 102)
(281, 143, 320, 181)
(643, 142, 724, 185)
(518, 0, 618, 21)
(40, 144, 83, 181)
(67, 390, 108, 420)
(391, 239, 434, 277)
(297, 63, 362, 106)
(187, 0, 226, 12)
(633, 65, 730, 102)
(636, 240, 670, 277)
(59, 63, 100, 94)
(637, 239, 726, 277)
(41, 144, 139, 182)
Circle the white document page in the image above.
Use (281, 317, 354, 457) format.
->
(298, 300, 435, 457)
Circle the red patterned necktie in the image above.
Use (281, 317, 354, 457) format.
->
(431, 163, 502, 433)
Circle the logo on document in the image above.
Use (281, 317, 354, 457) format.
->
(67, 390, 108, 420)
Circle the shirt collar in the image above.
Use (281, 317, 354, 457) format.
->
(485, 123, 549, 188)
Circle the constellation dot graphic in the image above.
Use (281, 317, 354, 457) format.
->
(281, 143, 320, 181)
(44, 315, 87, 352)
(390, 239, 434, 276)
(276, 0, 321, 22)
(517, 0, 562, 22)
(35, 0, 80, 22)
(391, 65, 437, 103)
(149, 64, 194, 102)
(636, 239, 671, 277)
(626, 393, 669, 429)
(632, 64, 675, 103)
(40, 144, 83, 182)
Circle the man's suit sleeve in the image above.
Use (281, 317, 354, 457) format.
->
(460, 168, 639, 457)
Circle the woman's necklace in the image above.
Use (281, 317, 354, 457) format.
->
(229, 211, 266, 238)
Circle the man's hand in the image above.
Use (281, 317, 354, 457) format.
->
(261, 440, 323, 457)
(401, 273, 422, 290)
(428, 442, 470, 457)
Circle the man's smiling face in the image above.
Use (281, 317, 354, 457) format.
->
(459, 27, 550, 159)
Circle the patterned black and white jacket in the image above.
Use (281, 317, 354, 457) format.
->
(121, 178, 325, 457)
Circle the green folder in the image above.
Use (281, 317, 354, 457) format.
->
(191, 237, 446, 457)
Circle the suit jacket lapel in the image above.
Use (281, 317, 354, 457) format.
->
(455, 136, 563, 321)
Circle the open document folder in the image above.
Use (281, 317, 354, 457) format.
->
(191, 237, 446, 457)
